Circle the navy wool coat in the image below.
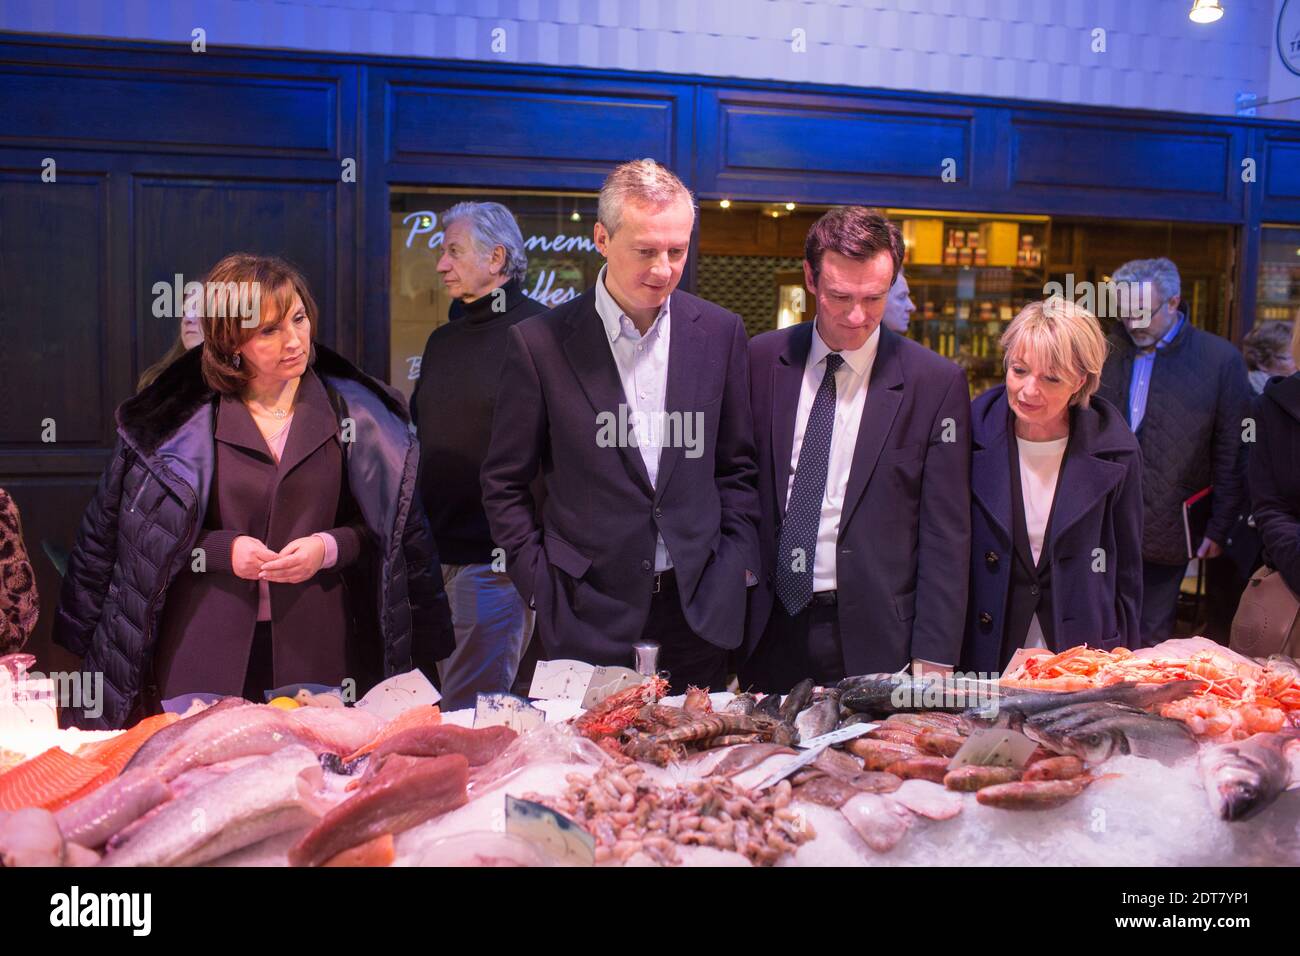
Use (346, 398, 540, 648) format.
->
(961, 386, 1144, 673)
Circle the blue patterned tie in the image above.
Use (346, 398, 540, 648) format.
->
(775, 352, 843, 616)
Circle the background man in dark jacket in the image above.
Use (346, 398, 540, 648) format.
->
(1250, 358, 1300, 598)
(481, 159, 760, 691)
(411, 202, 547, 710)
(742, 208, 971, 691)
(1098, 257, 1252, 645)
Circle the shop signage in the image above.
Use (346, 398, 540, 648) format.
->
(1280, 0, 1300, 76)
(402, 210, 599, 308)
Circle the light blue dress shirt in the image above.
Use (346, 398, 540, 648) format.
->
(1129, 314, 1185, 432)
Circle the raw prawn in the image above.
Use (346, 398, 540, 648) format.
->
(1004, 642, 1300, 740)
(574, 677, 670, 740)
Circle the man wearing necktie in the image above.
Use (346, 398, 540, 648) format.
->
(742, 207, 972, 692)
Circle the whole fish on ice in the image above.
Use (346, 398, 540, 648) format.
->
(100, 745, 330, 867)
(1199, 730, 1300, 822)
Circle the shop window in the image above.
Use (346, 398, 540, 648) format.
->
(697, 202, 1239, 396)
(389, 188, 602, 402)
(1258, 225, 1300, 325)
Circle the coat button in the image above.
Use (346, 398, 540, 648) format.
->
(1030, 584, 1040, 596)
(641, 559, 651, 571)
(985, 551, 999, 567)
(979, 611, 993, 627)
(654, 508, 663, 519)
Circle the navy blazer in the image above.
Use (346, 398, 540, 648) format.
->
(961, 386, 1144, 674)
(480, 287, 761, 665)
(744, 323, 972, 674)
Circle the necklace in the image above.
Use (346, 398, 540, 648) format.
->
(247, 398, 291, 421)
(244, 378, 299, 422)
(249, 401, 288, 420)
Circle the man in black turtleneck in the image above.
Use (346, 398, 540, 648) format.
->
(411, 202, 547, 709)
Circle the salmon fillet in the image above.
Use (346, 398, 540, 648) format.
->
(290, 753, 467, 867)
(0, 747, 110, 812)
(344, 705, 441, 762)
(75, 712, 181, 776)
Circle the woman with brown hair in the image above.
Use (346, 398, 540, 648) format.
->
(1248, 321, 1300, 617)
(55, 253, 454, 727)
(1242, 320, 1296, 395)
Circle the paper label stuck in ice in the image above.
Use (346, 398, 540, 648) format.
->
(505, 795, 595, 866)
(0, 676, 57, 735)
(528, 659, 596, 701)
(354, 669, 441, 721)
(949, 728, 1038, 770)
(580, 666, 643, 709)
(474, 693, 545, 734)
(796, 722, 875, 750)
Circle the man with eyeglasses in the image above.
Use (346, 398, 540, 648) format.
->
(1098, 257, 1251, 646)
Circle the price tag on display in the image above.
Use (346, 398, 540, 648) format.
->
(752, 745, 829, 791)
(0, 677, 58, 736)
(796, 722, 876, 750)
(528, 659, 596, 701)
(948, 728, 1038, 770)
(354, 669, 441, 722)
(474, 693, 545, 734)
(580, 666, 644, 709)
(505, 795, 595, 866)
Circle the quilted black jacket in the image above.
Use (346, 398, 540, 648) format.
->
(1098, 319, 1252, 566)
(53, 344, 455, 729)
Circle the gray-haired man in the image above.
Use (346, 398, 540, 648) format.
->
(1097, 256, 1251, 645)
(411, 201, 547, 708)
(481, 160, 760, 692)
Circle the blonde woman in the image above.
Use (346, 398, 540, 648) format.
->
(962, 297, 1143, 672)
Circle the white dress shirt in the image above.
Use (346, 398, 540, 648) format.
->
(594, 265, 673, 572)
(1017, 433, 1068, 651)
(786, 322, 880, 592)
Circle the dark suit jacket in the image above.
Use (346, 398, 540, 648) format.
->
(480, 287, 761, 666)
(960, 386, 1144, 674)
(744, 323, 972, 674)
(1250, 373, 1300, 595)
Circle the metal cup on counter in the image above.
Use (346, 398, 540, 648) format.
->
(633, 642, 660, 677)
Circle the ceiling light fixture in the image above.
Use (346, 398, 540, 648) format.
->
(1189, 0, 1224, 24)
(719, 199, 731, 209)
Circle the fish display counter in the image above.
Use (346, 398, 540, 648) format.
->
(0, 638, 1297, 868)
